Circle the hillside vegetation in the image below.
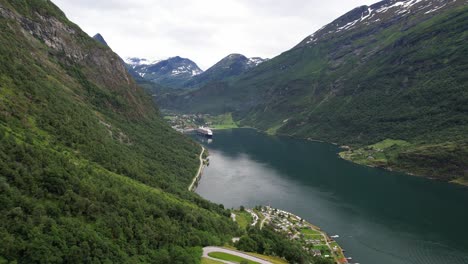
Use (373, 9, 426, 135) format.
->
(0, 0, 237, 263)
(158, 0, 468, 182)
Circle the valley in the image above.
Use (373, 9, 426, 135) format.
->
(152, 0, 468, 184)
(0, 0, 466, 263)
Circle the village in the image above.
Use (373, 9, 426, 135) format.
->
(164, 113, 206, 132)
(163, 112, 239, 132)
(235, 206, 353, 264)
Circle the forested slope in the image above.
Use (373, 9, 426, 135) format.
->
(0, 1, 236, 263)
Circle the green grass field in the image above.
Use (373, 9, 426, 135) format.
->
(206, 113, 239, 130)
(253, 209, 265, 228)
(208, 252, 259, 264)
(339, 138, 411, 167)
(244, 252, 288, 264)
(329, 241, 345, 259)
(201, 257, 224, 264)
(301, 228, 322, 236)
(234, 210, 253, 230)
(221, 247, 288, 264)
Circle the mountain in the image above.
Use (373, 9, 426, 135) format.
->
(92, 33, 108, 46)
(184, 54, 267, 88)
(92, 34, 145, 82)
(0, 0, 237, 262)
(93, 33, 144, 84)
(126, 56, 203, 88)
(125, 54, 266, 89)
(159, 0, 468, 182)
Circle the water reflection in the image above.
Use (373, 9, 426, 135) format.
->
(193, 129, 468, 264)
(194, 134, 213, 144)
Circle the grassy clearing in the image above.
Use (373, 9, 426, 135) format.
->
(208, 252, 259, 264)
(201, 257, 224, 264)
(266, 123, 283, 135)
(339, 138, 411, 167)
(301, 228, 321, 236)
(305, 234, 323, 240)
(206, 113, 239, 129)
(244, 252, 288, 264)
(371, 139, 411, 149)
(221, 247, 287, 264)
(253, 209, 265, 228)
(329, 241, 346, 259)
(451, 177, 468, 186)
(234, 210, 253, 230)
(340, 139, 468, 182)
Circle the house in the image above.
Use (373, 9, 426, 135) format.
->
(311, 249, 322, 257)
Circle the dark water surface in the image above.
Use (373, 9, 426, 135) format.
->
(193, 129, 468, 264)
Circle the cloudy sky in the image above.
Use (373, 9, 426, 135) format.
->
(54, 0, 377, 69)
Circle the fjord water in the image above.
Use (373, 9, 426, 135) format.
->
(193, 129, 468, 264)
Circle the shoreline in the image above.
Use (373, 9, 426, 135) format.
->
(248, 206, 349, 264)
(270, 207, 348, 263)
(215, 127, 468, 188)
(188, 146, 206, 191)
(338, 148, 468, 187)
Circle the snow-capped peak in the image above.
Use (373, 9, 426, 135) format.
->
(301, 0, 458, 47)
(125, 57, 161, 67)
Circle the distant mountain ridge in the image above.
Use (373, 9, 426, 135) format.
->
(125, 53, 267, 89)
(126, 56, 203, 88)
(183, 53, 268, 88)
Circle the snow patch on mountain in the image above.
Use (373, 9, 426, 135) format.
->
(424, 2, 447, 14)
(247, 57, 268, 67)
(302, 0, 458, 46)
(125, 57, 162, 68)
(171, 65, 202, 76)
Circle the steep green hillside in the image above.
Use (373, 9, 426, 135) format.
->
(159, 0, 468, 181)
(0, 1, 236, 263)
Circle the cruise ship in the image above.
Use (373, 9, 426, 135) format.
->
(197, 126, 213, 138)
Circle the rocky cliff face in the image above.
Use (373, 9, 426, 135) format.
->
(0, 1, 152, 118)
(93, 33, 108, 46)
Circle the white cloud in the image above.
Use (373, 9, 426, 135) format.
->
(53, 0, 377, 69)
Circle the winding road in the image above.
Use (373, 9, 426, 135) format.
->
(188, 146, 205, 191)
(202, 247, 273, 264)
(259, 215, 270, 230)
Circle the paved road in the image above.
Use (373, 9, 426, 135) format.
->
(203, 247, 273, 264)
(246, 209, 259, 226)
(188, 146, 205, 191)
(259, 214, 270, 230)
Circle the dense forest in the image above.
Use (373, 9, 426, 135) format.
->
(0, 1, 336, 263)
(0, 0, 237, 262)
